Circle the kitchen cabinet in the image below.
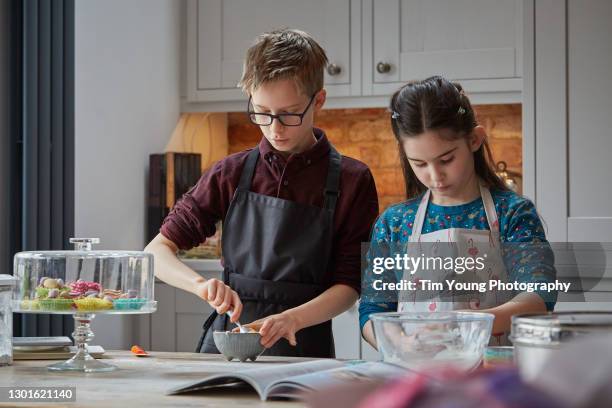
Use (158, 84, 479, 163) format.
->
(530, 0, 612, 243)
(526, 0, 612, 241)
(361, 335, 382, 362)
(184, 0, 522, 108)
(332, 302, 361, 359)
(524, 0, 612, 310)
(363, 0, 523, 101)
(186, 0, 361, 102)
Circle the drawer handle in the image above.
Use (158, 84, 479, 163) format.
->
(376, 62, 392, 74)
(327, 63, 342, 76)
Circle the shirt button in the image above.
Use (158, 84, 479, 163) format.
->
(283, 180, 289, 186)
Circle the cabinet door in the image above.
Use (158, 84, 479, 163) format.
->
(332, 302, 361, 359)
(150, 283, 177, 351)
(364, 0, 522, 101)
(566, 0, 612, 241)
(176, 290, 213, 352)
(149, 282, 214, 352)
(526, 0, 612, 310)
(187, 0, 361, 102)
(361, 338, 382, 361)
(532, 0, 612, 242)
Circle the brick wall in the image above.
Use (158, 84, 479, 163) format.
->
(228, 104, 522, 212)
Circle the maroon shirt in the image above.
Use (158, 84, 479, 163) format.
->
(160, 128, 379, 294)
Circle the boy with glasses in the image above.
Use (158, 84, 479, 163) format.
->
(146, 28, 378, 357)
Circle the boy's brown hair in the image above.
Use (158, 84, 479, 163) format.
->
(238, 28, 328, 96)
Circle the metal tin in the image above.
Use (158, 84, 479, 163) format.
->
(511, 312, 612, 379)
(0, 274, 16, 366)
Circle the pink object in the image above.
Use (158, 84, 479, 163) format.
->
(69, 280, 101, 295)
(467, 238, 479, 256)
(428, 302, 437, 311)
(357, 373, 429, 408)
(87, 282, 101, 291)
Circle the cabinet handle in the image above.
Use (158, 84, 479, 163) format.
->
(376, 62, 392, 74)
(327, 63, 342, 76)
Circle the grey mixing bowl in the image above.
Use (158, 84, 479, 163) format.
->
(213, 331, 264, 362)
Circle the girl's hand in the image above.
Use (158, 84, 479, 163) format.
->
(384, 324, 446, 354)
(242, 312, 300, 348)
(193, 278, 243, 321)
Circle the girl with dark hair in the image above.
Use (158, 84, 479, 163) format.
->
(360, 76, 556, 348)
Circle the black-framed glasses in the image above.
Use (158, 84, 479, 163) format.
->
(247, 93, 317, 126)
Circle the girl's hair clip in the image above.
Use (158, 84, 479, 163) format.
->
(391, 111, 401, 119)
(457, 106, 466, 115)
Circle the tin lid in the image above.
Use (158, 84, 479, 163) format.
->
(0, 274, 17, 287)
(511, 312, 612, 346)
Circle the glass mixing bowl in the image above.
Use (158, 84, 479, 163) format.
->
(370, 311, 494, 371)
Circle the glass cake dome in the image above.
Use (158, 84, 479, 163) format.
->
(12, 238, 157, 372)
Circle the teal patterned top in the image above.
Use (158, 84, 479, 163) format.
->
(359, 188, 557, 330)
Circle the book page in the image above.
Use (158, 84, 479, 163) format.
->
(167, 359, 343, 400)
(265, 361, 408, 400)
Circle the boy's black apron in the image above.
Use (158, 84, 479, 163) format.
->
(196, 145, 342, 358)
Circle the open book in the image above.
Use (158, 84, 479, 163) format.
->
(167, 359, 407, 401)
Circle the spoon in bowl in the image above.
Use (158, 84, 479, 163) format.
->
(226, 310, 249, 333)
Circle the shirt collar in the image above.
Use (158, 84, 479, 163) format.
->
(259, 128, 331, 163)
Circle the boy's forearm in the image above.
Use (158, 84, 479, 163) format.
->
(485, 292, 547, 334)
(144, 234, 205, 295)
(283, 284, 358, 331)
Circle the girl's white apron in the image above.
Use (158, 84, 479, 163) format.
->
(397, 184, 510, 345)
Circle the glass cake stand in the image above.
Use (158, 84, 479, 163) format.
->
(12, 238, 157, 372)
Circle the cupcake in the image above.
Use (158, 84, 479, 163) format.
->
(38, 298, 74, 311)
(113, 298, 146, 310)
(74, 297, 113, 311)
(35, 278, 74, 311)
(20, 299, 40, 311)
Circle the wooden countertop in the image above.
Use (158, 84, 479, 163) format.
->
(0, 350, 311, 407)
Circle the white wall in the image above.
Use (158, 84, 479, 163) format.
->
(75, 0, 182, 349)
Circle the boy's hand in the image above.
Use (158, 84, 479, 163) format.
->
(193, 278, 243, 321)
(243, 311, 301, 349)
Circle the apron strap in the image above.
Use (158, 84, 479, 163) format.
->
(237, 146, 342, 214)
(479, 184, 501, 241)
(410, 185, 500, 242)
(323, 146, 342, 212)
(409, 190, 431, 242)
(195, 309, 220, 352)
(237, 148, 260, 191)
